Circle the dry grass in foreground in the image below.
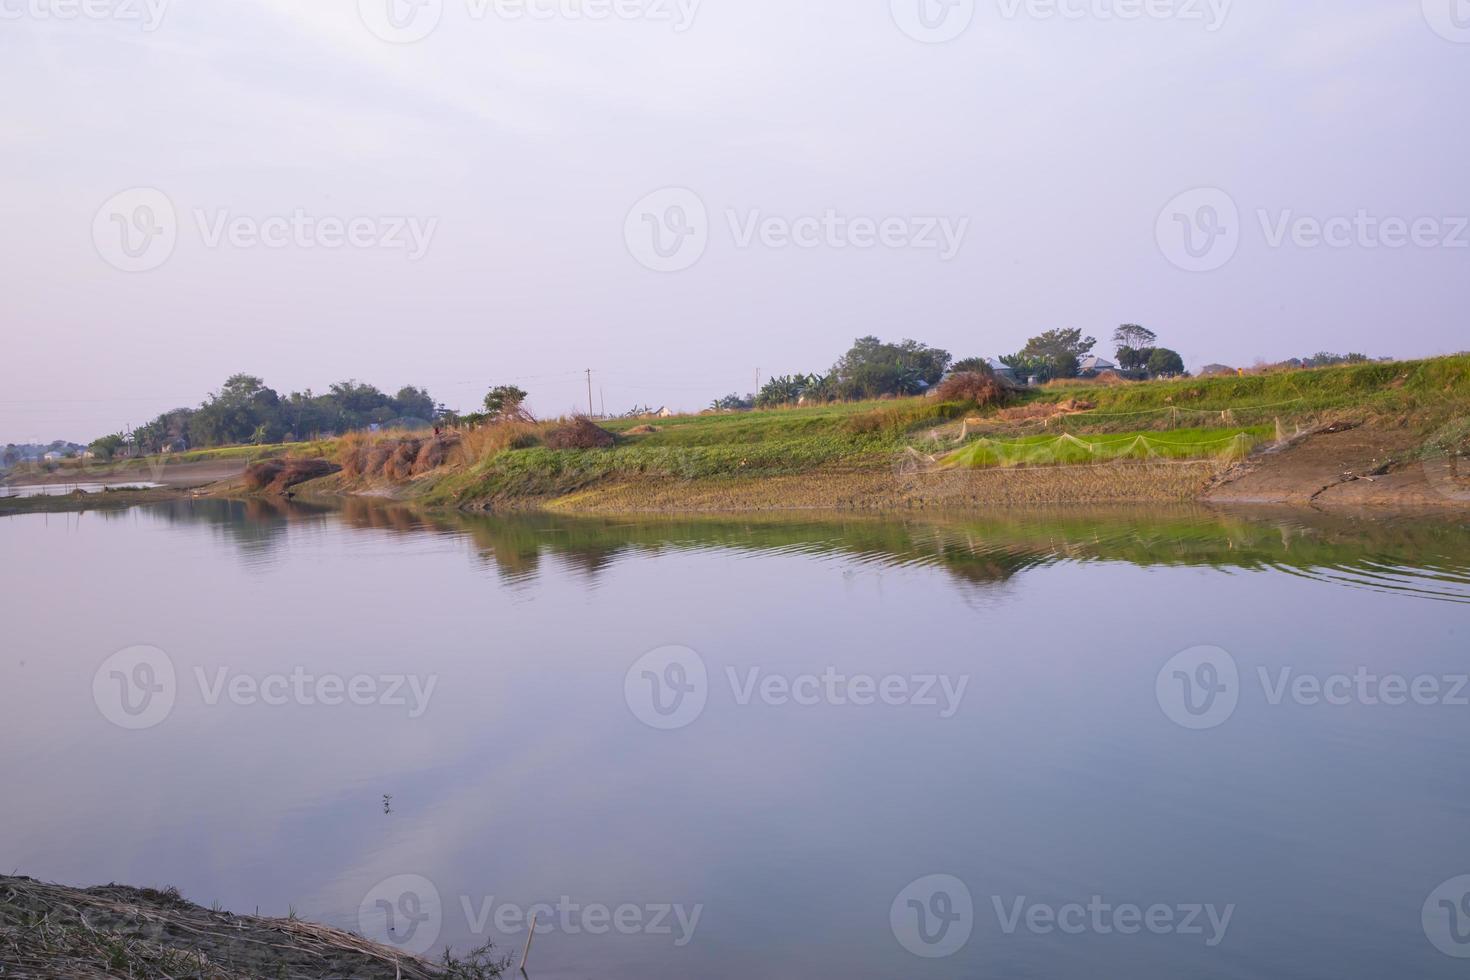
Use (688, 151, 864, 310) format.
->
(0, 875, 506, 979)
(241, 458, 341, 494)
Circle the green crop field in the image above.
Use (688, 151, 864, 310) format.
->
(941, 427, 1273, 469)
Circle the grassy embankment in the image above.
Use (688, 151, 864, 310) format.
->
(385, 355, 1469, 508)
(13, 356, 1455, 515)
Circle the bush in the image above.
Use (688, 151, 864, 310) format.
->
(242, 458, 339, 493)
(544, 417, 616, 450)
(934, 371, 1007, 407)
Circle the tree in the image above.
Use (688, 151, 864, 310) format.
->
(829, 337, 952, 400)
(89, 433, 126, 460)
(1147, 348, 1187, 377)
(99, 375, 441, 449)
(392, 386, 436, 422)
(1113, 324, 1157, 353)
(483, 385, 530, 420)
(757, 375, 811, 408)
(998, 353, 1050, 383)
(1117, 346, 1157, 372)
(1006, 329, 1096, 381)
(950, 357, 996, 376)
(1112, 325, 1160, 372)
(711, 392, 754, 411)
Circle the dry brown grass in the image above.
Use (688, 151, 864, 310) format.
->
(544, 417, 616, 450)
(0, 875, 502, 979)
(241, 458, 339, 493)
(934, 371, 1007, 406)
(1044, 371, 1132, 389)
(456, 421, 545, 462)
(339, 421, 556, 481)
(997, 398, 1097, 422)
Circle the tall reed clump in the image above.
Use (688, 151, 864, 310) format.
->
(933, 371, 1009, 407)
(339, 420, 563, 483)
(242, 457, 340, 492)
(453, 421, 546, 466)
(339, 429, 465, 480)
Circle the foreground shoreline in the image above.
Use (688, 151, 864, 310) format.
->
(2, 445, 1463, 518)
(0, 875, 500, 979)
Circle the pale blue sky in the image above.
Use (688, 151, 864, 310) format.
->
(1, 0, 1467, 442)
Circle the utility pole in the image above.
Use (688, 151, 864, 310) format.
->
(586, 369, 594, 417)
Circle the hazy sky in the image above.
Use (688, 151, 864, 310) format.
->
(2, 0, 1467, 442)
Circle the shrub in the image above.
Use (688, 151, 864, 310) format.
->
(242, 458, 339, 492)
(934, 371, 1007, 407)
(544, 417, 616, 450)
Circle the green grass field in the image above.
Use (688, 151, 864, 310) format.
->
(411, 355, 1470, 503)
(30, 355, 1448, 507)
(941, 427, 1272, 469)
(1018, 355, 1470, 432)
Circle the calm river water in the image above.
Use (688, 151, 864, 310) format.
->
(3, 499, 1469, 978)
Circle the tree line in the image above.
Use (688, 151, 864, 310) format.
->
(90, 374, 440, 458)
(717, 327, 1191, 409)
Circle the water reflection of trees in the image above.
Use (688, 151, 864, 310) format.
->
(95, 497, 336, 565)
(119, 497, 1470, 602)
(323, 501, 1470, 601)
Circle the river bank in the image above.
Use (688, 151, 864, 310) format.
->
(0, 876, 504, 979)
(6, 357, 1465, 518)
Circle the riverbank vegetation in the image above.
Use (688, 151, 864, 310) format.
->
(11, 350, 1465, 515)
(86, 374, 442, 458)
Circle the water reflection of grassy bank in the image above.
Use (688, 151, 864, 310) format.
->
(332, 500, 1470, 602)
(80, 497, 1470, 602)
